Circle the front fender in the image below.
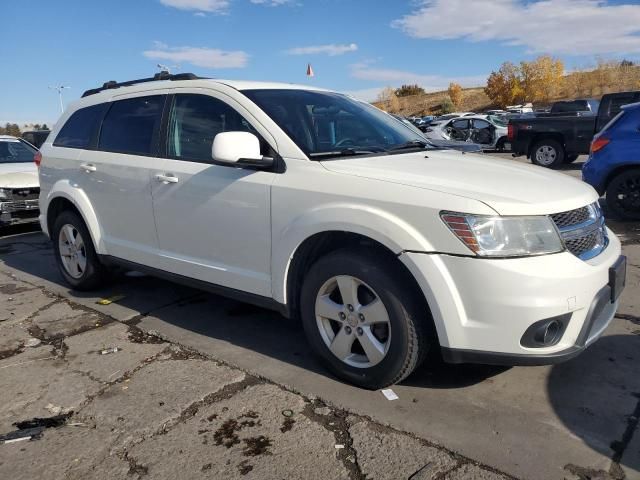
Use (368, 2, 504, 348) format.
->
(43, 180, 106, 254)
(272, 203, 435, 304)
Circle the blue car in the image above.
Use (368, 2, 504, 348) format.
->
(582, 102, 640, 220)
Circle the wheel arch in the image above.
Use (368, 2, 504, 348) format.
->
(44, 181, 105, 254)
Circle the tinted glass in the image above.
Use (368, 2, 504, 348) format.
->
(167, 94, 265, 162)
(472, 119, 491, 128)
(54, 104, 107, 148)
(244, 89, 428, 158)
(451, 119, 468, 129)
(99, 96, 164, 155)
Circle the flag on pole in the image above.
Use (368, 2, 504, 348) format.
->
(306, 63, 314, 77)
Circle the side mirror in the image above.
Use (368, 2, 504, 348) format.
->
(212, 131, 273, 168)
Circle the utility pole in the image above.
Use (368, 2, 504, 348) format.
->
(49, 85, 71, 113)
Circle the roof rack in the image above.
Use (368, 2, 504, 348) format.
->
(81, 72, 205, 97)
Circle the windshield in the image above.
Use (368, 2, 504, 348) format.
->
(0, 139, 37, 163)
(243, 89, 433, 159)
(487, 115, 508, 127)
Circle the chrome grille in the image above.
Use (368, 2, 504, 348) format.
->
(550, 203, 607, 260)
(550, 206, 590, 229)
(0, 199, 39, 213)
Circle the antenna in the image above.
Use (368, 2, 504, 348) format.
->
(49, 85, 71, 113)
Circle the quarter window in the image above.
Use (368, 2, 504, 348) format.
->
(53, 103, 108, 149)
(167, 94, 266, 162)
(98, 96, 164, 156)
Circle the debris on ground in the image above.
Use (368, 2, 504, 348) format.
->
(1, 413, 73, 445)
(24, 338, 41, 348)
(381, 388, 399, 401)
(100, 346, 119, 355)
(96, 295, 125, 305)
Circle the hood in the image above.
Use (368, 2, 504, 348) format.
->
(320, 150, 598, 215)
(0, 163, 39, 189)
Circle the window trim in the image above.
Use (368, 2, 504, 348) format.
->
(96, 94, 167, 158)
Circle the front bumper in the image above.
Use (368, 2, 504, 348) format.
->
(0, 200, 40, 226)
(399, 229, 623, 365)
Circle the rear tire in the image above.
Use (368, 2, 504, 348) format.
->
(52, 210, 109, 290)
(605, 169, 640, 221)
(300, 249, 432, 389)
(531, 139, 565, 169)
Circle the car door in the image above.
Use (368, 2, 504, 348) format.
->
(79, 94, 165, 264)
(470, 119, 495, 145)
(445, 119, 470, 141)
(150, 91, 277, 297)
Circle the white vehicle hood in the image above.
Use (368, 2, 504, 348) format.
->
(320, 150, 598, 215)
(0, 163, 39, 189)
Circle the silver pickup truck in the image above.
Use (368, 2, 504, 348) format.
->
(0, 136, 40, 227)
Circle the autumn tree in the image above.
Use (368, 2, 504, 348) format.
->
(377, 87, 401, 113)
(395, 84, 425, 97)
(447, 82, 463, 107)
(484, 62, 523, 108)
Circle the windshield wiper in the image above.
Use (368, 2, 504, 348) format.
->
(388, 140, 431, 151)
(309, 148, 385, 159)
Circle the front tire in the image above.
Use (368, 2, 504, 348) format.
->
(606, 169, 640, 221)
(531, 139, 565, 169)
(300, 249, 432, 389)
(52, 210, 109, 290)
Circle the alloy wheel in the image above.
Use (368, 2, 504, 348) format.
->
(315, 275, 391, 368)
(612, 173, 640, 217)
(535, 145, 557, 166)
(58, 224, 87, 279)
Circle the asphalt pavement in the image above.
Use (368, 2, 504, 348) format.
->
(0, 154, 638, 480)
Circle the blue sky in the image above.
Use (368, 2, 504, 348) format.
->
(2, 0, 640, 125)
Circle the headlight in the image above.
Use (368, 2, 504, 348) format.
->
(0, 188, 9, 200)
(441, 212, 564, 257)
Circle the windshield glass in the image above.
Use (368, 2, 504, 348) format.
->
(0, 139, 37, 163)
(487, 115, 508, 127)
(243, 89, 432, 158)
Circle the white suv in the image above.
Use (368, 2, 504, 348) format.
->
(38, 73, 626, 389)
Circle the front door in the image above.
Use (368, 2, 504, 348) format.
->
(150, 92, 277, 297)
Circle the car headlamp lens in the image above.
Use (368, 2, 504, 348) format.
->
(441, 212, 564, 257)
(0, 188, 8, 200)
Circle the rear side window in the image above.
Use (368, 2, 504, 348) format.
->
(99, 96, 164, 156)
(53, 104, 107, 149)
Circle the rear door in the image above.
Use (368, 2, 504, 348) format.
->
(78, 94, 165, 264)
(470, 119, 495, 145)
(149, 90, 277, 296)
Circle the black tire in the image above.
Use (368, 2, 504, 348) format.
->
(51, 210, 109, 290)
(495, 137, 506, 152)
(564, 154, 579, 163)
(300, 249, 432, 389)
(531, 139, 565, 169)
(605, 168, 640, 221)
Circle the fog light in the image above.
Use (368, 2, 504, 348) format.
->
(521, 314, 571, 348)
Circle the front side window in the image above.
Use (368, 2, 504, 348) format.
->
(54, 103, 108, 149)
(0, 139, 37, 163)
(166, 94, 266, 162)
(243, 89, 431, 158)
(98, 96, 164, 156)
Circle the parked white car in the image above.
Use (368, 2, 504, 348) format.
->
(424, 115, 510, 151)
(0, 136, 40, 227)
(38, 74, 625, 389)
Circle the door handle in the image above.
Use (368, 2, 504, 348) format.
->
(80, 163, 96, 172)
(155, 173, 179, 184)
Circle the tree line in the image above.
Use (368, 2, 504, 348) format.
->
(0, 123, 49, 137)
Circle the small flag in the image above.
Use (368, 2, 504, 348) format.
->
(306, 63, 314, 77)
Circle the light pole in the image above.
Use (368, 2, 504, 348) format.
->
(49, 85, 70, 113)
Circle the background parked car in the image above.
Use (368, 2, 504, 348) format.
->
(508, 91, 640, 168)
(582, 102, 640, 220)
(0, 135, 40, 227)
(424, 115, 509, 151)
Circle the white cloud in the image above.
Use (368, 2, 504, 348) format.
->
(286, 43, 358, 56)
(251, 0, 293, 5)
(159, 0, 228, 13)
(349, 61, 486, 91)
(392, 0, 640, 55)
(343, 87, 386, 102)
(143, 45, 249, 69)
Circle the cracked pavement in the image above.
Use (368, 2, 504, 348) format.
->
(0, 157, 638, 480)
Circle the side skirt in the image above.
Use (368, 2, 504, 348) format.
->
(98, 254, 290, 318)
